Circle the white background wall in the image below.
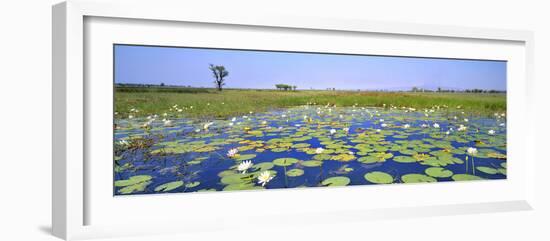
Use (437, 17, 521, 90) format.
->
(0, 0, 548, 240)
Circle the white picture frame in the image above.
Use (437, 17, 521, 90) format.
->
(52, 1, 536, 240)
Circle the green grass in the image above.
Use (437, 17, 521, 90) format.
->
(115, 87, 506, 119)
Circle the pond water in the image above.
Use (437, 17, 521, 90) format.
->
(113, 106, 507, 195)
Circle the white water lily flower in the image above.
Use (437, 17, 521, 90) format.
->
(261, 121, 267, 125)
(381, 123, 388, 127)
(141, 120, 152, 128)
(464, 118, 469, 122)
(433, 123, 440, 128)
(343, 127, 350, 132)
(376, 129, 381, 132)
(458, 125, 467, 131)
(163, 119, 174, 127)
(304, 115, 308, 120)
(379, 119, 384, 122)
(203, 122, 214, 130)
(243, 115, 248, 119)
(231, 117, 236, 122)
(421, 124, 428, 128)
(281, 114, 287, 118)
(499, 123, 505, 127)
(228, 122, 234, 126)
(295, 124, 301, 127)
(128, 115, 134, 119)
(227, 148, 238, 158)
(257, 171, 274, 186)
(445, 131, 450, 135)
(329, 129, 336, 135)
(315, 147, 324, 154)
(467, 147, 478, 155)
(195, 129, 201, 133)
(237, 160, 253, 174)
(118, 139, 129, 146)
(403, 124, 410, 129)
(488, 130, 496, 135)
(348, 151, 354, 155)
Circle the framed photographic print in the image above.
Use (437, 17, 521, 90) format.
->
(53, 0, 535, 240)
(113, 44, 508, 195)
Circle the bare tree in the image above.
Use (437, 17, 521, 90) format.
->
(209, 64, 229, 91)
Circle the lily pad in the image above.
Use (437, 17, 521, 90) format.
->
(286, 169, 304, 177)
(154, 181, 184, 192)
(393, 155, 416, 163)
(401, 174, 437, 183)
(115, 175, 152, 187)
(234, 154, 257, 161)
(451, 174, 484, 181)
(364, 171, 393, 184)
(476, 166, 499, 175)
(185, 181, 200, 188)
(321, 176, 351, 187)
(424, 167, 453, 178)
(301, 160, 323, 167)
(253, 162, 275, 171)
(115, 175, 153, 194)
(273, 157, 300, 167)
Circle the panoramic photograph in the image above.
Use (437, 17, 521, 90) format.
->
(113, 44, 507, 195)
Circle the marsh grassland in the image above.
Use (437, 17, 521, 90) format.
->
(113, 87, 507, 195)
(115, 87, 506, 118)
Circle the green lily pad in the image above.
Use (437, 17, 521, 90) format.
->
(115, 175, 153, 194)
(185, 181, 200, 188)
(393, 155, 416, 163)
(286, 169, 304, 177)
(301, 160, 323, 167)
(321, 176, 351, 187)
(313, 154, 333, 161)
(154, 181, 184, 192)
(331, 153, 356, 162)
(401, 174, 437, 183)
(476, 166, 499, 175)
(424, 167, 453, 178)
(221, 173, 254, 185)
(364, 171, 393, 184)
(115, 175, 152, 187)
(234, 154, 257, 161)
(253, 162, 275, 171)
(273, 157, 300, 166)
(223, 182, 257, 191)
(292, 143, 311, 148)
(451, 174, 484, 181)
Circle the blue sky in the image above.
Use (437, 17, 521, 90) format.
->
(114, 44, 506, 91)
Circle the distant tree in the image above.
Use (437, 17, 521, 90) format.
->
(292, 85, 297, 91)
(437, 87, 441, 92)
(209, 64, 229, 91)
(160, 82, 165, 87)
